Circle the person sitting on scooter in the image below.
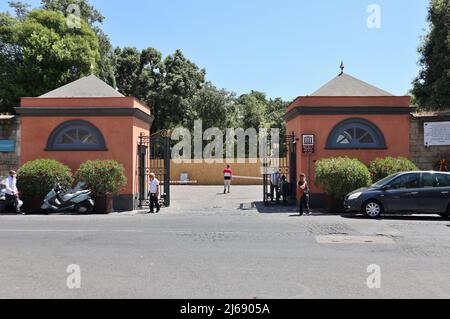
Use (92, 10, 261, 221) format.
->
(1, 170, 22, 214)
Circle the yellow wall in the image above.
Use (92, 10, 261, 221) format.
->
(149, 159, 271, 185)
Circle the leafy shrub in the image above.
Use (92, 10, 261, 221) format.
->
(17, 159, 73, 198)
(369, 157, 419, 182)
(315, 157, 372, 201)
(75, 160, 127, 195)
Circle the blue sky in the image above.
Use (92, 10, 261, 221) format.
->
(1, 0, 429, 100)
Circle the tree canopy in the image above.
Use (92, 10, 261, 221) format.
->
(0, 8, 99, 112)
(412, 0, 450, 110)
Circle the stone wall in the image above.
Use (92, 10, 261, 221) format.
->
(410, 112, 450, 170)
(0, 116, 20, 180)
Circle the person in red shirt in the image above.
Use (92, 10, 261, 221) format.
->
(223, 165, 233, 194)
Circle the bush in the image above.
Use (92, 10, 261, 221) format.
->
(75, 160, 127, 195)
(315, 157, 372, 201)
(17, 159, 73, 198)
(369, 157, 419, 182)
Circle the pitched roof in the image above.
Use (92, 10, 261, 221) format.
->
(311, 73, 394, 97)
(39, 75, 124, 98)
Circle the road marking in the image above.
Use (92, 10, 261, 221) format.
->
(0, 229, 144, 233)
(316, 235, 395, 244)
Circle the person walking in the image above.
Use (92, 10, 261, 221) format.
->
(223, 165, 233, 194)
(148, 173, 160, 214)
(1, 170, 21, 214)
(298, 173, 311, 216)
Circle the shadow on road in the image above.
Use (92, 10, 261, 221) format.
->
(251, 202, 450, 222)
(341, 214, 449, 222)
(252, 201, 340, 216)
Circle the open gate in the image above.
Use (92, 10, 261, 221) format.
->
(137, 131, 171, 208)
(263, 132, 298, 205)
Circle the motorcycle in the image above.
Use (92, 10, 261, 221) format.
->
(41, 183, 94, 214)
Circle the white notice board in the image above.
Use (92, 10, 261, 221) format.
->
(424, 122, 450, 146)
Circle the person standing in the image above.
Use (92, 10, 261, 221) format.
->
(280, 175, 289, 206)
(223, 165, 233, 194)
(298, 173, 311, 216)
(270, 170, 281, 203)
(148, 173, 160, 214)
(1, 170, 21, 214)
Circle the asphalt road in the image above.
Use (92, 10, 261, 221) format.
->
(0, 186, 449, 299)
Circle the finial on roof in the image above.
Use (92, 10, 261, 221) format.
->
(339, 61, 344, 76)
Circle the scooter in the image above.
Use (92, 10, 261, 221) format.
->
(41, 183, 94, 214)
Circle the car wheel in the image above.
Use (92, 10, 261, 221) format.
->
(441, 205, 450, 219)
(75, 202, 93, 214)
(363, 200, 383, 218)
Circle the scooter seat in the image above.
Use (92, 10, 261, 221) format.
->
(62, 190, 90, 202)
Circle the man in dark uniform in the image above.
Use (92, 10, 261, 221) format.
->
(298, 173, 311, 216)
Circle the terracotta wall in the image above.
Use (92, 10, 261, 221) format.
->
(21, 97, 149, 112)
(286, 114, 411, 194)
(20, 116, 135, 193)
(0, 117, 20, 179)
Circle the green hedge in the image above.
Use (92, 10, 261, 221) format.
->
(315, 157, 372, 201)
(17, 159, 73, 198)
(75, 160, 127, 195)
(369, 157, 419, 182)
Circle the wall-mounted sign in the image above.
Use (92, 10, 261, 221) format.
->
(424, 122, 450, 146)
(0, 140, 15, 152)
(302, 134, 315, 154)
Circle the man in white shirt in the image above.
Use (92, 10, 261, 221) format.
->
(1, 170, 21, 213)
(148, 173, 160, 213)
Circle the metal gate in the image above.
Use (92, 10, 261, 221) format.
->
(137, 131, 171, 208)
(263, 132, 298, 205)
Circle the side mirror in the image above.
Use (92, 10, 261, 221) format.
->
(382, 185, 392, 191)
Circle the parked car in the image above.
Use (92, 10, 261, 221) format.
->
(344, 171, 450, 218)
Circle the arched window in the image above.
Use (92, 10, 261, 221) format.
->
(326, 118, 386, 149)
(47, 120, 106, 151)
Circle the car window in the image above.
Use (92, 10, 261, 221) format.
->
(389, 173, 421, 189)
(422, 173, 437, 188)
(372, 173, 401, 187)
(435, 173, 450, 188)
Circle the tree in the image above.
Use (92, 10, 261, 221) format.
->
(266, 97, 288, 130)
(8, 1, 30, 20)
(114, 47, 205, 131)
(93, 27, 116, 87)
(114, 47, 143, 96)
(40, 0, 104, 25)
(0, 8, 99, 113)
(412, 0, 450, 110)
(188, 82, 236, 130)
(235, 91, 269, 130)
(159, 49, 206, 129)
(40, 0, 115, 87)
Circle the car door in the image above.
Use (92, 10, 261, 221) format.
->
(383, 173, 422, 212)
(418, 173, 443, 213)
(433, 173, 450, 212)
